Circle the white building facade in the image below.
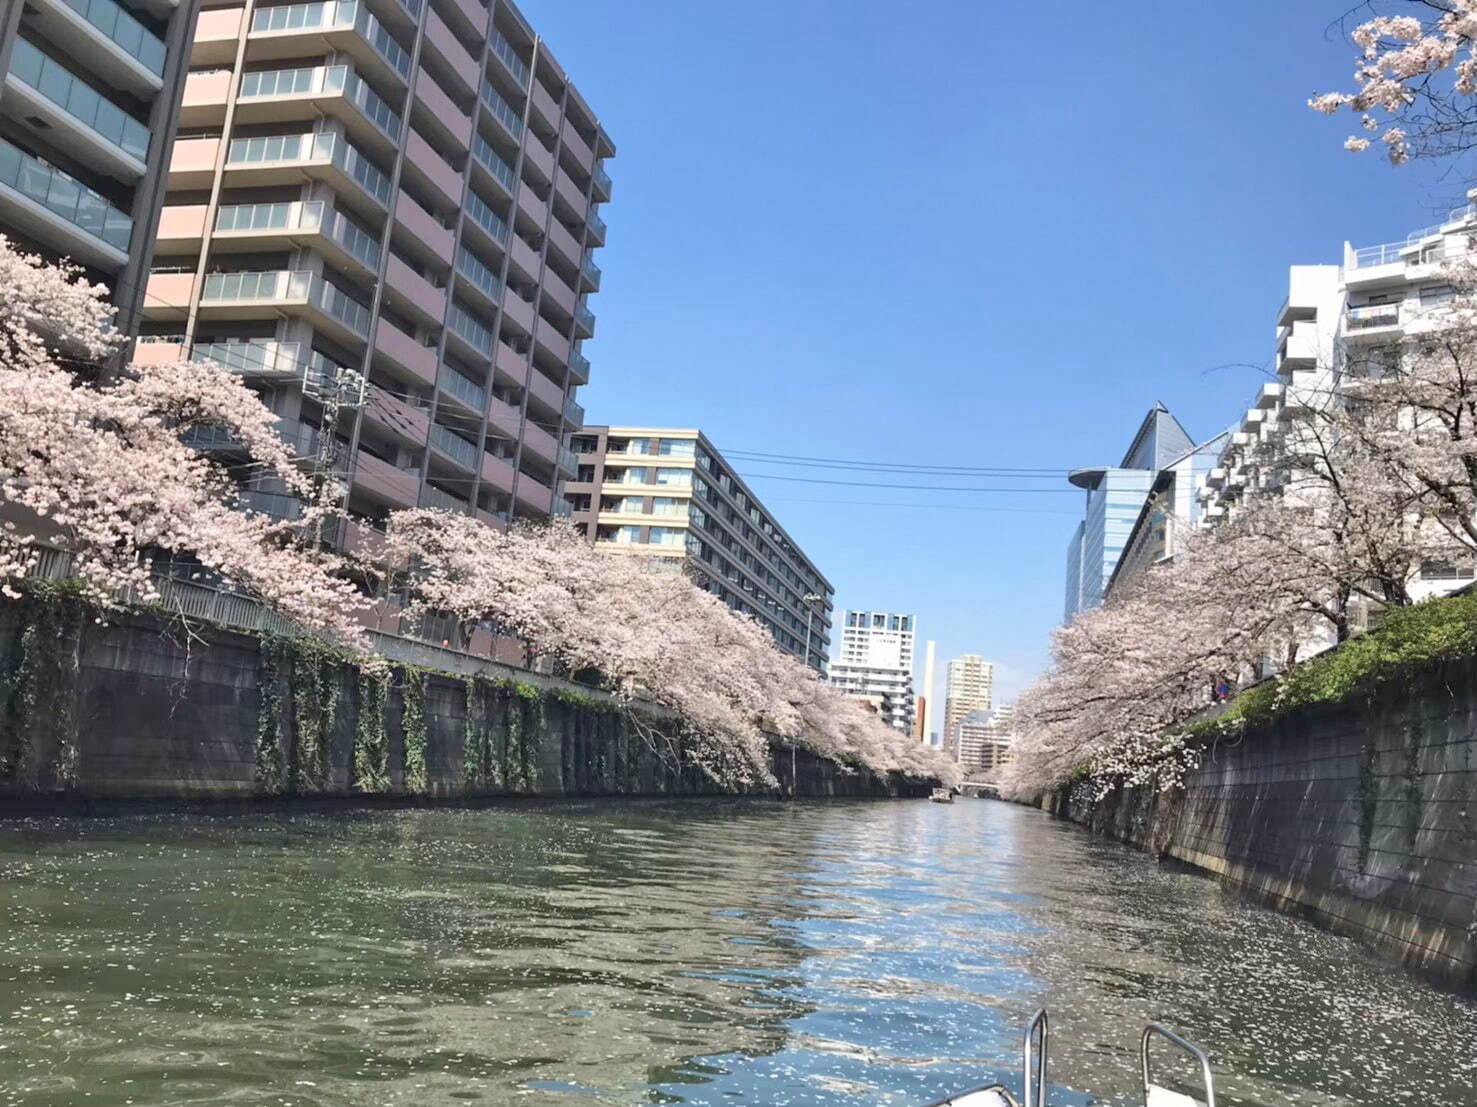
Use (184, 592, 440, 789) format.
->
(830, 611, 916, 733)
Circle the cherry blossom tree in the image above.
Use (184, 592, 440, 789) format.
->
(0, 238, 368, 647)
(1311, 1, 1477, 163)
(376, 510, 957, 789)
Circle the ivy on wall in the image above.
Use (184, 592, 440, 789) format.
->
(354, 668, 391, 793)
(402, 667, 428, 794)
(0, 586, 84, 789)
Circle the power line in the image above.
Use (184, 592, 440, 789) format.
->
(724, 447, 1069, 475)
(737, 472, 1078, 493)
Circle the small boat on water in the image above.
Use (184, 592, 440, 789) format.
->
(930, 787, 954, 804)
(926, 1010, 1216, 1107)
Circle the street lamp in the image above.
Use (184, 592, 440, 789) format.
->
(794, 593, 824, 800)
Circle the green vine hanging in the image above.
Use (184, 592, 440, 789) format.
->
(402, 667, 429, 794)
(255, 637, 289, 794)
(354, 667, 391, 793)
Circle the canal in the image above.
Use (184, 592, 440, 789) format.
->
(0, 800, 1474, 1105)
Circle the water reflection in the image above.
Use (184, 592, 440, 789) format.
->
(0, 801, 1473, 1105)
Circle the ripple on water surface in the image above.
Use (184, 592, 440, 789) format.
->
(0, 801, 1474, 1106)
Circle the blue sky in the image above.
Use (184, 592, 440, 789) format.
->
(520, 0, 1460, 712)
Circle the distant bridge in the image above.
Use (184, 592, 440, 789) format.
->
(958, 780, 1002, 799)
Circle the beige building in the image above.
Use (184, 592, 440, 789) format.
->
(943, 654, 993, 743)
(955, 705, 1015, 776)
(138, 0, 611, 542)
(565, 426, 833, 671)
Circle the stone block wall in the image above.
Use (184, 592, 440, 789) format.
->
(1054, 656, 1477, 992)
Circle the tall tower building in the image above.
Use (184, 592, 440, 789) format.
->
(138, 0, 612, 539)
(830, 611, 916, 733)
(0, 0, 199, 333)
(943, 654, 993, 743)
(1064, 404, 1194, 620)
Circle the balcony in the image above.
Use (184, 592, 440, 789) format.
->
(494, 339, 526, 384)
(463, 189, 510, 253)
(353, 449, 420, 509)
(481, 451, 517, 495)
(478, 80, 524, 141)
(486, 392, 521, 440)
(554, 166, 586, 217)
(421, 482, 470, 513)
(236, 65, 402, 156)
(489, 27, 529, 87)
(249, 1, 412, 91)
(412, 67, 473, 154)
(445, 301, 495, 361)
(563, 393, 584, 426)
(224, 131, 392, 214)
(513, 473, 552, 515)
(364, 381, 429, 446)
(557, 445, 578, 478)
(372, 315, 437, 386)
(586, 207, 606, 245)
(470, 133, 517, 197)
(1345, 303, 1402, 338)
(197, 270, 371, 343)
(560, 126, 594, 176)
(167, 135, 220, 188)
(384, 252, 446, 327)
(568, 350, 590, 385)
(573, 302, 595, 339)
(454, 244, 502, 309)
(195, 339, 303, 379)
(394, 189, 454, 265)
(213, 199, 383, 274)
(525, 365, 562, 413)
(579, 253, 601, 292)
(429, 422, 481, 471)
(36, 0, 166, 96)
(402, 127, 461, 209)
(5, 39, 149, 178)
(436, 363, 486, 414)
(1255, 382, 1284, 410)
(533, 321, 570, 366)
(521, 420, 557, 466)
(421, 7, 478, 95)
(591, 162, 612, 202)
(0, 137, 132, 268)
(191, 6, 243, 65)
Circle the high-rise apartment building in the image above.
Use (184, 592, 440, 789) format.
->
(565, 426, 834, 671)
(1065, 404, 1195, 620)
(137, 0, 611, 540)
(830, 611, 915, 733)
(0, 0, 198, 332)
(1198, 196, 1477, 605)
(943, 654, 993, 742)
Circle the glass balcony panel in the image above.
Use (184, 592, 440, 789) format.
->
(62, 0, 166, 76)
(437, 365, 486, 410)
(465, 189, 510, 243)
(490, 28, 529, 86)
(314, 278, 371, 334)
(326, 209, 381, 267)
(430, 423, 480, 469)
(470, 134, 517, 192)
(455, 245, 501, 302)
(0, 136, 132, 250)
(10, 40, 149, 160)
(478, 81, 523, 138)
(447, 302, 494, 357)
(346, 71, 401, 139)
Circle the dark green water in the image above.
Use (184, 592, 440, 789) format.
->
(0, 800, 1473, 1106)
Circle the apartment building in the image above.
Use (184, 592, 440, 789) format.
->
(942, 653, 993, 742)
(565, 426, 834, 671)
(1065, 404, 1195, 620)
(137, 0, 611, 541)
(0, 0, 198, 333)
(830, 611, 916, 733)
(954, 706, 1015, 776)
(1200, 196, 1477, 601)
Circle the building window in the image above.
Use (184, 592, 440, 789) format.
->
(654, 469, 691, 487)
(657, 439, 695, 457)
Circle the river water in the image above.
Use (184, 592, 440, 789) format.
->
(0, 799, 1474, 1106)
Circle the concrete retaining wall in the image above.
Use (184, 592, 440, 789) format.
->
(1051, 656, 1477, 993)
(0, 596, 920, 804)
